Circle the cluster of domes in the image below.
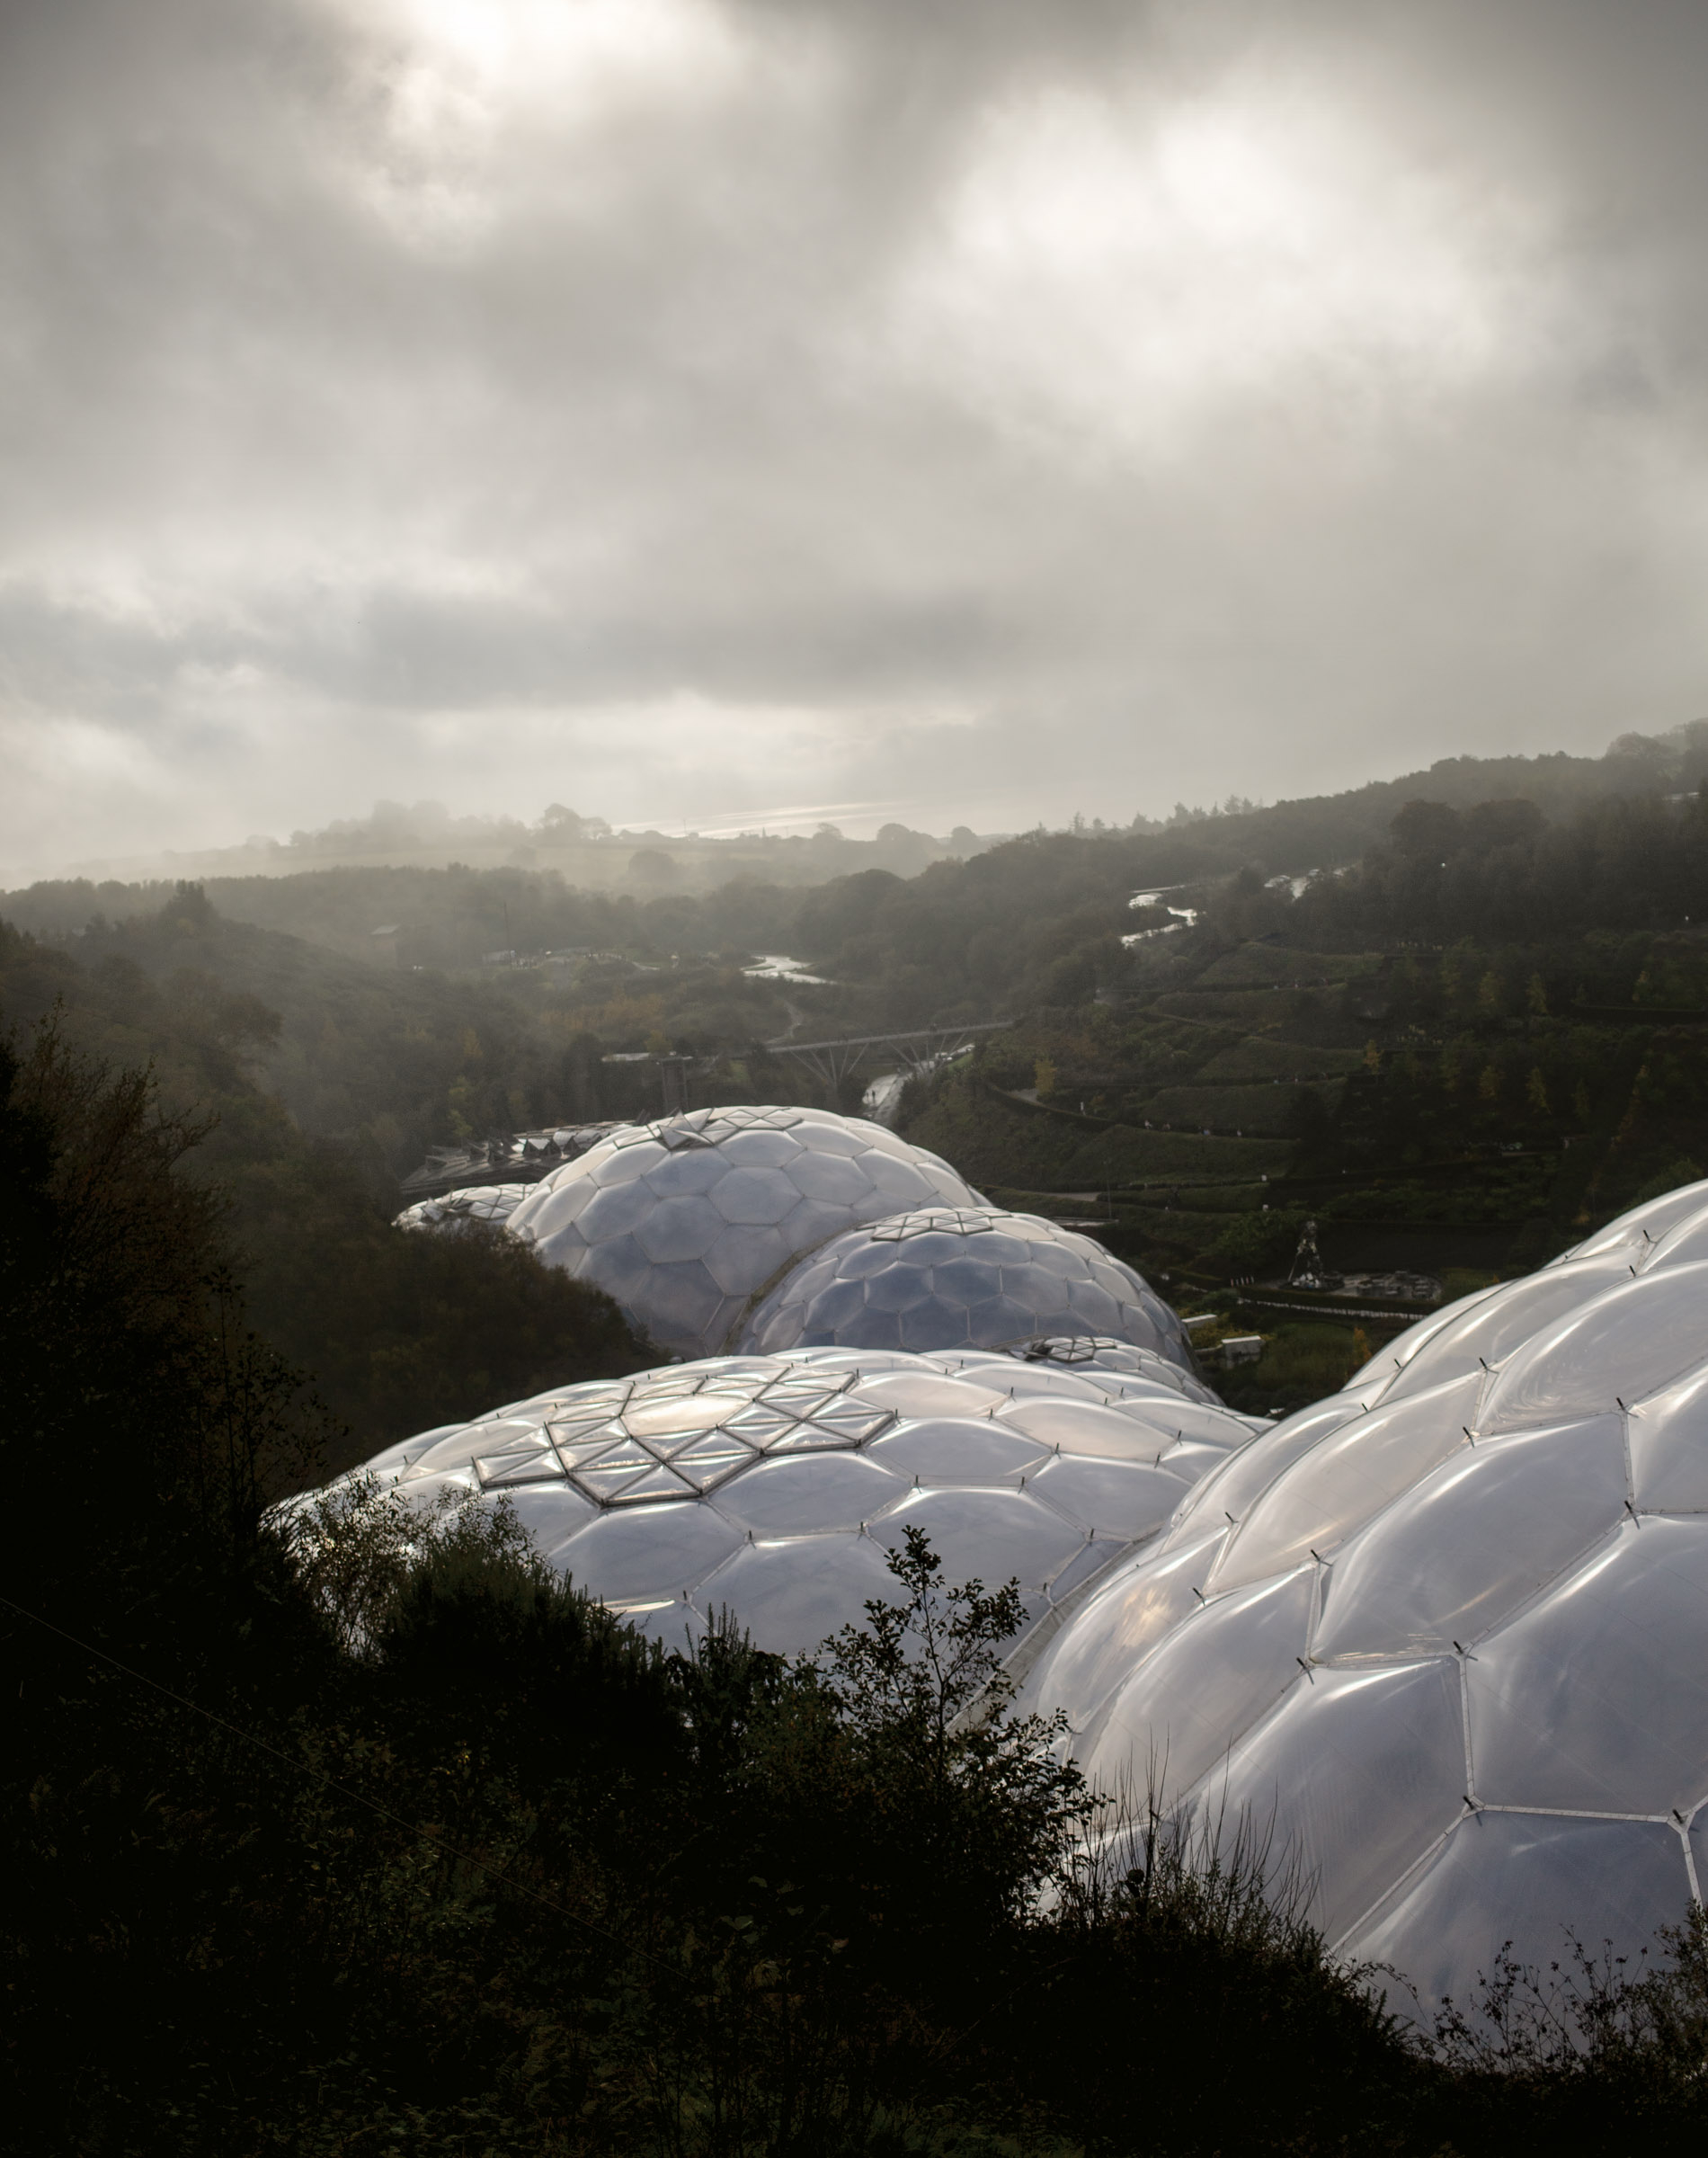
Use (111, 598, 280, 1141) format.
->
(503, 1107, 992, 1360)
(396, 1108, 1193, 1373)
(373, 1103, 1708, 2014)
(1018, 1177, 1708, 2022)
(350, 1344, 1262, 1654)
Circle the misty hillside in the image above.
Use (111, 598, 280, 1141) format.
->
(19, 718, 1707, 919)
(48, 798, 1000, 900)
(7, 733, 1708, 1422)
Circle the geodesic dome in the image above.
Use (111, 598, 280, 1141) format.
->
(1019, 1178, 1708, 2023)
(505, 1106, 984, 1358)
(738, 1207, 1194, 1371)
(347, 1346, 1262, 1656)
(394, 1184, 533, 1234)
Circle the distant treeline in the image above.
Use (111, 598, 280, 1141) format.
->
(13, 727, 1708, 1001)
(0, 905, 653, 1463)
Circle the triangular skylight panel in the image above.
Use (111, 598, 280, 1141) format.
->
(608, 1466, 698, 1505)
(477, 1452, 568, 1487)
(803, 1404, 894, 1443)
(581, 1439, 654, 1476)
(721, 1405, 799, 1441)
(764, 1425, 862, 1453)
(548, 1410, 628, 1440)
(761, 1385, 847, 1417)
(571, 1463, 657, 1503)
(671, 1435, 758, 1487)
(632, 1376, 712, 1402)
(644, 1424, 741, 1461)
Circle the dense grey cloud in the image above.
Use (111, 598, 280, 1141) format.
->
(3, 0, 1707, 877)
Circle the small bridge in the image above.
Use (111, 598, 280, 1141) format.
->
(764, 1021, 1010, 1089)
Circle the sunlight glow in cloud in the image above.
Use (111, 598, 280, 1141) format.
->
(891, 78, 1551, 456)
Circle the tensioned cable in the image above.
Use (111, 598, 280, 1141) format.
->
(0, 1589, 683, 1975)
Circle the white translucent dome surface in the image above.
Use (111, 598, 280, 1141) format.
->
(1021, 1188, 1708, 2020)
(505, 1106, 982, 1357)
(736, 1208, 1194, 1370)
(351, 1347, 1261, 1657)
(395, 1184, 533, 1234)
(946, 1336, 1224, 1404)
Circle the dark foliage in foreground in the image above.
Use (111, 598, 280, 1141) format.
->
(8, 1034, 1708, 2155)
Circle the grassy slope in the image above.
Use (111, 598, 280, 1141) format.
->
(1135, 1078, 1345, 1136)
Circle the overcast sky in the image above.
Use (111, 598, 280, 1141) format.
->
(4, 0, 1708, 876)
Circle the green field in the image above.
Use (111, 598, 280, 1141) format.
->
(903, 1075, 1294, 1191)
(1152, 985, 1374, 1045)
(1136, 1078, 1345, 1137)
(1053, 1123, 1293, 1183)
(1194, 1035, 1365, 1083)
(1193, 943, 1383, 989)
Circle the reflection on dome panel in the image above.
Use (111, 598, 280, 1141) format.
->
(787, 1151, 876, 1205)
(555, 1503, 746, 1603)
(867, 1486, 1086, 1596)
(1210, 1372, 1481, 1592)
(998, 1396, 1170, 1460)
(633, 1194, 725, 1264)
(1202, 1659, 1465, 1944)
(1312, 1416, 1626, 1663)
(640, 1147, 728, 1199)
(1019, 1530, 1226, 1741)
(1342, 1812, 1691, 2011)
(1469, 1515, 1708, 1815)
(1086, 1566, 1317, 1813)
(867, 1420, 1047, 1485)
(1159, 1393, 1371, 1556)
(1629, 1364, 1708, 1511)
(696, 1534, 903, 1657)
(501, 1483, 600, 1555)
(1480, 1265, 1708, 1434)
(1376, 1261, 1633, 1404)
(1028, 1456, 1188, 1538)
(717, 1453, 910, 1537)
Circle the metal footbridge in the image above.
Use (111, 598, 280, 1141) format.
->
(763, 1020, 1010, 1088)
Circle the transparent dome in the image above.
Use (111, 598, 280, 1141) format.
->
(736, 1207, 1195, 1371)
(505, 1106, 983, 1358)
(1020, 1180, 1708, 2023)
(347, 1346, 1260, 1658)
(395, 1184, 533, 1234)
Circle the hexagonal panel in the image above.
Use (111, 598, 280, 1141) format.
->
(1205, 1659, 1467, 1944)
(869, 1485, 1084, 1592)
(1343, 1813, 1691, 2004)
(1027, 1455, 1189, 1538)
(554, 1503, 746, 1603)
(634, 1194, 726, 1264)
(717, 1453, 911, 1537)
(1469, 1515, 1708, 1815)
(867, 1419, 1049, 1485)
(695, 1532, 903, 1656)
